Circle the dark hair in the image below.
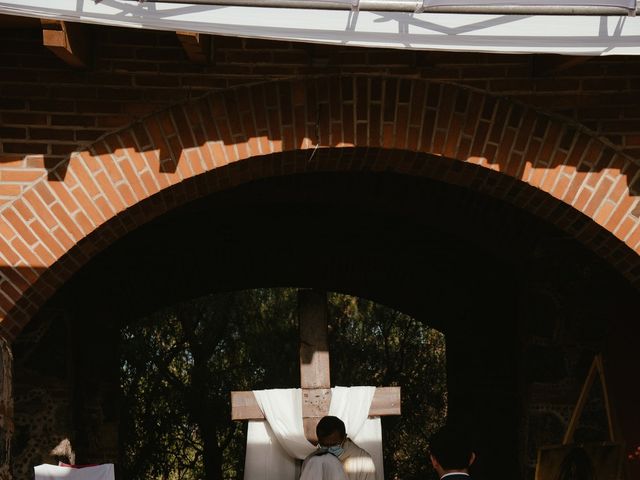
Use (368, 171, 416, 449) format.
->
(316, 416, 346, 439)
(429, 425, 474, 470)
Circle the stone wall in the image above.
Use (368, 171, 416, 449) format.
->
(0, 337, 13, 480)
(11, 308, 118, 478)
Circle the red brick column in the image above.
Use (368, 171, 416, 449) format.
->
(0, 76, 638, 339)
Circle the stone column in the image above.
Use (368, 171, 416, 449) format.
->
(0, 336, 12, 480)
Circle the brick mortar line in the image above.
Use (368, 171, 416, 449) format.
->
(168, 107, 196, 179)
(15, 196, 67, 260)
(32, 175, 84, 249)
(609, 168, 640, 234)
(115, 128, 160, 196)
(96, 139, 141, 210)
(180, 106, 208, 171)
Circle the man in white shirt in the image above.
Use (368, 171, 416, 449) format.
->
(301, 416, 376, 480)
(300, 449, 348, 480)
(429, 425, 476, 480)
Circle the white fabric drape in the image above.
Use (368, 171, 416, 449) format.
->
(329, 387, 383, 480)
(244, 389, 316, 480)
(2, 1, 640, 56)
(245, 420, 305, 480)
(328, 386, 375, 440)
(254, 389, 316, 460)
(244, 386, 381, 480)
(34, 464, 115, 480)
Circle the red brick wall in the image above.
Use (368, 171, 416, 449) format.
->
(2, 26, 640, 161)
(0, 23, 639, 339)
(0, 22, 639, 480)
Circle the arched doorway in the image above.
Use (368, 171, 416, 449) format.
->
(11, 166, 639, 479)
(1, 76, 638, 479)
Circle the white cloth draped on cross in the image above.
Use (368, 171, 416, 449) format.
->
(34, 464, 115, 480)
(244, 386, 383, 480)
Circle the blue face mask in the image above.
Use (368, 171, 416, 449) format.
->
(327, 445, 345, 458)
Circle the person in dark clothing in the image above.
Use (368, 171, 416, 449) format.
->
(429, 425, 476, 480)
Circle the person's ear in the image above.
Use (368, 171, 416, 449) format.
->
(469, 452, 476, 466)
(430, 454, 439, 469)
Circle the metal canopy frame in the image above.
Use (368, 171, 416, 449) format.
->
(138, 0, 637, 15)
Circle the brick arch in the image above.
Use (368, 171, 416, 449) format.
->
(0, 75, 639, 340)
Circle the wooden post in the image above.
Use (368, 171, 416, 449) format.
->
(299, 290, 331, 443)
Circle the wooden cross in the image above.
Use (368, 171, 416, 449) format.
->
(231, 289, 401, 444)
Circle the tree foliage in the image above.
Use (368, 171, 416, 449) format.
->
(328, 294, 447, 479)
(120, 289, 446, 479)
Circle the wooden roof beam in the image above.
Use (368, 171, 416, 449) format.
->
(41, 19, 88, 68)
(231, 386, 401, 421)
(176, 31, 211, 64)
(532, 54, 593, 77)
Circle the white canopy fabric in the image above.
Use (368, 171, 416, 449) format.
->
(1, 0, 640, 55)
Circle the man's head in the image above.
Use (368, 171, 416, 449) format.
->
(429, 425, 475, 476)
(316, 416, 347, 447)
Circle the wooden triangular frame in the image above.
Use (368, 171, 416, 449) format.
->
(562, 353, 618, 445)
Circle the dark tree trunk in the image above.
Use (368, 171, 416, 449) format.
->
(189, 348, 225, 479)
(200, 418, 224, 480)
